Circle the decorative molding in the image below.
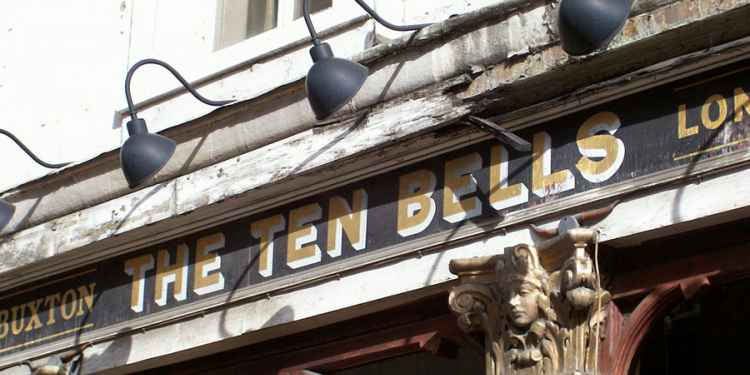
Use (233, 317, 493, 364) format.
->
(449, 226, 611, 375)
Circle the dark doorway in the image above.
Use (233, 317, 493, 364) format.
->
(630, 278, 750, 375)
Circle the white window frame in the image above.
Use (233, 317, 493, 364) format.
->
(208, 0, 370, 75)
(215, 0, 330, 51)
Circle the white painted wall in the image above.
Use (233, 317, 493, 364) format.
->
(0, 0, 501, 193)
(0, 1, 129, 191)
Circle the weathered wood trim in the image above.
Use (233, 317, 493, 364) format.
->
(2, 109, 749, 294)
(6, 30, 750, 291)
(277, 316, 460, 374)
(0, 76, 478, 282)
(612, 244, 750, 298)
(5, 0, 747, 240)
(491, 35, 750, 132)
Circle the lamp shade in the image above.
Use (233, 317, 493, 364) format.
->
(120, 119, 176, 189)
(558, 0, 631, 56)
(305, 43, 369, 120)
(0, 199, 14, 231)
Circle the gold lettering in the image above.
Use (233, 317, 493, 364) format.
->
(734, 87, 750, 123)
(489, 144, 528, 211)
(678, 104, 699, 139)
(25, 299, 44, 332)
(701, 94, 728, 130)
(155, 247, 188, 306)
(396, 170, 436, 237)
(327, 189, 368, 257)
(124, 254, 155, 313)
(44, 293, 62, 325)
(0, 309, 8, 339)
(76, 283, 97, 316)
(287, 204, 322, 269)
(193, 233, 226, 295)
(532, 132, 575, 198)
(250, 215, 286, 278)
(60, 289, 78, 320)
(10, 305, 25, 335)
(443, 153, 482, 223)
(575, 112, 626, 183)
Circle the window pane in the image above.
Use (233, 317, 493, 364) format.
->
(293, 0, 332, 20)
(248, 0, 279, 37)
(215, 0, 279, 50)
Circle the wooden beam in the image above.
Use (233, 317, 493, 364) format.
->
(612, 243, 750, 298)
(276, 316, 461, 373)
(279, 332, 441, 374)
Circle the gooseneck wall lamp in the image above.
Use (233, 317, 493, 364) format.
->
(122, 59, 234, 188)
(0, 129, 71, 231)
(558, 0, 632, 55)
(302, 0, 631, 117)
(303, 0, 431, 120)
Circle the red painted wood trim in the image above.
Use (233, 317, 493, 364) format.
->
(612, 244, 750, 299)
(611, 284, 683, 375)
(277, 315, 462, 374)
(611, 276, 710, 375)
(280, 332, 440, 374)
(598, 302, 624, 375)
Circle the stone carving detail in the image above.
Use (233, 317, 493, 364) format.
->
(500, 244, 560, 373)
(449, 226, 611, 375)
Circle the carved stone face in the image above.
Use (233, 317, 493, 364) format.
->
(508, 280, 540, 328)
(561, 250, 597, 310)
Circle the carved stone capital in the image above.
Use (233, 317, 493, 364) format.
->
(449, 228, 610, 375)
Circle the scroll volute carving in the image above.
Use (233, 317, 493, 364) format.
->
(449, 228, 610, 375)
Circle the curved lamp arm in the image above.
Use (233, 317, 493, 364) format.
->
(125, 58, 235, 120)
(303, 0, 432, 45)
(0, 129, 70, 169)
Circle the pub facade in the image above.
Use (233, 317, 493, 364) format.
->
(1, 0, 749, 374)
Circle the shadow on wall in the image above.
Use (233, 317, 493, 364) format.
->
(78, 328, 134, 374)
(0, 328, 134, 375)
(219, 239, 297, 337)
(261, 305, 296, 329)
(670, 105, 748, 224)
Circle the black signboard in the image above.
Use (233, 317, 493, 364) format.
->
(2, 61, 750, 356)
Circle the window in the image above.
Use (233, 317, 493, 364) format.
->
(215, 0, 333, 50)
(293, 0, 331, 20)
